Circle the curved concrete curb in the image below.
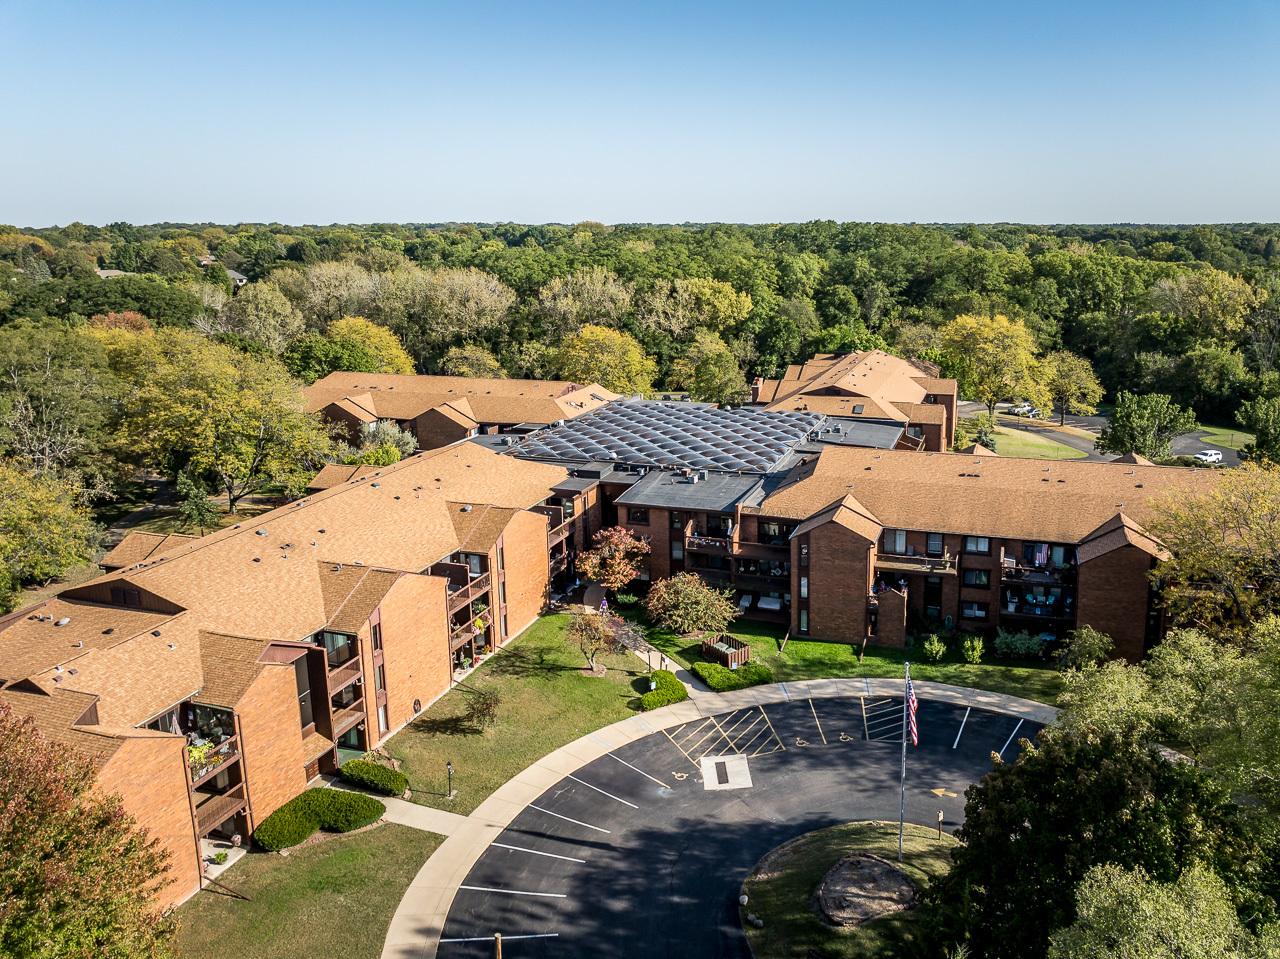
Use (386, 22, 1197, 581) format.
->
(380, 680, 1056, 959)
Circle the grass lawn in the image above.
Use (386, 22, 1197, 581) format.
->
(1196, 424, 1254, 451)
(635, 614, 1062, 706)
(386, 614, 647, 816)
(997, 414, 1097, 441)
(173, 824, 441, 959)
(17, 561, 104, 607)
(989, 425, 1086, 460)
(742, 821, 954, 959)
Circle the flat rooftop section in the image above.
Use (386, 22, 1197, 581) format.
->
(802, 418, 904, 450)
(506, 399, 824, 474)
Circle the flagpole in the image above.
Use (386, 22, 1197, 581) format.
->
(899, 661, 908, 863)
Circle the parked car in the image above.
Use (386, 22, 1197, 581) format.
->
(1009, 402, 1033, 416)
(1194, 449, 1223, 464)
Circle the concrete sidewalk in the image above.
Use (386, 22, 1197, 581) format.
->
(322, 776, 469, 836)
(380, 679, 1056, 959)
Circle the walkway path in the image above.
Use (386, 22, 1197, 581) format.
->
(323, 776, 470, 836)
(380, 679, 1056, 959)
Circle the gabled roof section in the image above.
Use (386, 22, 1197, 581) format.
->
(192, 631, 269, 709)
(327, 569, 401, 634)
(1077, 512, 1170, 563)
(446, 503, 519, 553)
(308, 463, 361, 491)
(100, 531, 200, 571)
(431, 398, 478, 428)
(1113, 452, 1156, 466)
(791, 493, 883, 542)
(0, 682, 126, 769)
(958, 443, 997, 456)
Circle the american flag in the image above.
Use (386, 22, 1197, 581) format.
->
(906, 666, 919, 746)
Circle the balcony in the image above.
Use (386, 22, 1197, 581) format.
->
(549, 551, 570, 574)
(331, 701, 365, 737)
(447, 571, 492, 612)
(686, 534, 733, 555)
(195, 782, 247, 836)
(692, 567, 733, 586)
(875, 552, 957, 576)
(734, 540, 790, 560)
(548, 519, 572, 546)
(733, 571, 790, 590)
(189, 735, 240, 788)
(450, 623, 480, 651)
(327, 658, 363, 694)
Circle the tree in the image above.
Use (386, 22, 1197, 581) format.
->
(0, 702, 176, 959)
(365, 420, 416, 459)
(927, 729, 1237, 959)
(577, 526, 651, 593)
(286, 261, 374, 328)
(217, 281, 303, 353)
(643, 573, 738, 635)
(281, 334, 381, 384)
(0, 464, 102, 610)
(1054, 625, 1114, 670)
(940, 313, 1048, 416)
(88, 311, 152, 332)
(535, 267, 633, 340)
(1237, 395, 1280, 463)
(326, 316, 414, 374)
(376, 267, 515, 368)
(442, 344, 506, 378)
(554, 325, 657, 395)
(1095, 391, 1196, 458)
(637, 278, 751, 340)
(566, 613, 617, 673)
(1145, 463, 1280, 633)
(1043, 351, 1105, 424)
(173, 470, 221, 534)
(1150, 269, 1261, 340)
(671, 331, 747, 405)
(102, 329, 333, 512)
(1049, 863, 1263, 959)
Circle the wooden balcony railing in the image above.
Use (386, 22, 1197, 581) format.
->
(189, 735, 240, 787)
(331, 701, 364, 737)
(875, 552, 957, 575)
(195, 782, 247, 836)
(450, 624, 480, 651)
(549, 551, 570, 574)
(447, 571, 492, 612)
(327, 658, 363, 694)
(548, 519, 572, 545)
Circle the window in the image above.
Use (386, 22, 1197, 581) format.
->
(498, 580, 506, 604)
(963, 568, 991, 588)
(638, 565, 650, 582)
(964, 536, 990, 554)
(295, 658, 315, 730)
(374, 665, 385, 692)
(109, 586, 142, 607)
(378, 705, 389, 734)
(707, 514, 731, 536)
(799, 609, 809, 633)
(670, 511, 685, 530)
(501, 614, 508, 638)
(962, 601, 989, 620)
(627, 507, 650, 525)
(908, 426, 923, 438)
(799, 544, 809, 567)
(927, 533, 943, 557)
(320, 630, 355, 667)
(462, 553, 483, 577)
(800, 576, 808, 599)
(884, 529, 907, 554)
(671, 540, 684, 560)
(496, 545, 505, 572)
(371, 622, 382, 652)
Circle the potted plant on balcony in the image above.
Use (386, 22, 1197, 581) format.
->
(188, 741, 221, 778)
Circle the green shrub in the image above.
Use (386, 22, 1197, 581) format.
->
(640, 669, 688, 711)
(994, 629, 1045, 659)
(691, 660, 774, 692)
(252, 788, 387, 851)
(615, 592, 639, 607)
(962, 636, 985, 665)
(339, 758, 408, 796)
(922, 633, 947, 663)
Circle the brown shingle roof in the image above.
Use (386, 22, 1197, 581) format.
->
(1077, 513, 1170, 563)
(761, 447, 1219, 543)
(192, 632, 268, 709)
(0, 682, 126, 769)
(447, 503, 518, 553)
(760, 351, 955, 426)
(308, 464, 361, 491)
(327, 569, 400, 634)
(0, 599, 177, 682)
(1113, 452, 1156, 466)
(100, 532, 200, 571)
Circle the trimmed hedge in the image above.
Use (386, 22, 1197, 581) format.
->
(640, 669, 688, 711)
(340, 758, 408, 797)
(692, 660, 773, 692)
(252, 788, 387, 851)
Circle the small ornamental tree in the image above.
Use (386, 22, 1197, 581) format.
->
(0, 703, 176, 959)
(566, 613, 617, 672)
(174, 470, 221, 534)
(577, 526, 650, 593)
(643, 573, 738, 635)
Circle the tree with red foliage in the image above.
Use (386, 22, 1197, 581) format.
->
(88, 311, 152, 332)
(577, 525, 650, 593)
(0, 703, 176, 959)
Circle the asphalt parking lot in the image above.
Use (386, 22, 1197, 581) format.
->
(437, 697, 1041, 958)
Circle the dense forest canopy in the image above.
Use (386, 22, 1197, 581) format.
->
(3, 219, 1279, 424)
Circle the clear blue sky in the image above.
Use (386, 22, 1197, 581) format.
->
(2, 0, 1277, 226)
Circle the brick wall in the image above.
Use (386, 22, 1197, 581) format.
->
(376, 572, 449, 737)
(322, 403, 366, 444)
(97, 735, 201, 909)
(806, 522, 875, 644)
(621, 507, 672, 581)
(237, 663, 309, 826)
(1076, 547, 1154, 662)
(413, 408, 473, 451)
(498, 510, 552, 640)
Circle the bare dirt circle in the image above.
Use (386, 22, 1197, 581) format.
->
(814, 853, 916, 927)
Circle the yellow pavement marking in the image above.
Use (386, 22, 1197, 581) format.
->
(757, 705, 785, 755)
(931, 787, 958, 798)
(795, 738, 809, 747)
(809, 699, 828, 745)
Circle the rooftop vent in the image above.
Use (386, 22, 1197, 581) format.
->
(102, 628, 113, 635)
(167, 643, 176, 650)
(461, 505, 472, 512)
(151, 630, 161, 637)
(256, 529, 267, 537)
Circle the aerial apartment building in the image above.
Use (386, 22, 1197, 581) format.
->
(0, 443, 592, 907)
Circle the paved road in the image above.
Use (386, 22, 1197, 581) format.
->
(435, 697, 1040, 958)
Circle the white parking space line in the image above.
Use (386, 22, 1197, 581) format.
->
(528, 804, 612, 834)
(607, 752, 672, 789)
(459, 886, 566, 898)
(997, 719, 1024, 758)
(953, 707, 971, 749)
(441, 934, 560, 942)
(566, 774, 639, 809)
(809, 699, 828, 745)
(491, 842, 586, 863)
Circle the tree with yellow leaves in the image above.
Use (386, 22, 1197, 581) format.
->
(327, 316, 415, 374)
(554, 325, 657, 395)
(941, 313, 1049, 416)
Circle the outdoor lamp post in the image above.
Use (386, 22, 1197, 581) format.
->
(447, 761, 453, 799)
